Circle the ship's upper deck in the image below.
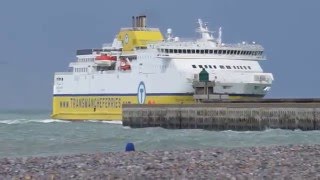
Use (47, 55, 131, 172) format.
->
(155, 19, 263, 51)
(157, 40, 263, 51)
(74, 16, 266, 60)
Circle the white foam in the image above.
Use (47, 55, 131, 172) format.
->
(0, 119, 27, 124)
(30, 119, 70, 123)
(87, 120, 122, 125)
(0, 119, 70, 124)
(102, 121, 122, 125)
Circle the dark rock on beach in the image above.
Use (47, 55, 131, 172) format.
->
(0, 144, 320, 179)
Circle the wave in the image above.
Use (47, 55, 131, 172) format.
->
(0, 119, 70, 124)
(30, 119, 71, 123)
(87, 120, 122, 125)
(0, 119, 27, 124)
(0, 119, 123, 125)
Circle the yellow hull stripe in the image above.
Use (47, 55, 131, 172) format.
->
(51, 95, 194, 121)
(51, 94, 263, 121)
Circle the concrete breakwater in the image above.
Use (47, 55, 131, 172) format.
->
(122, 102, 320, 130)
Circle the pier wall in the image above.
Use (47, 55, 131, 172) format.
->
(122, 103, 320, 131)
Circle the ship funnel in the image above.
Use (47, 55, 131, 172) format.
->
(135, 16, 140, 28)
(132, 16, 135, 28)
(133, 15, 147, 28)
(140, 15, 147, 28)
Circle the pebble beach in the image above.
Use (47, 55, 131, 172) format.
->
(0, 144, 319, 179)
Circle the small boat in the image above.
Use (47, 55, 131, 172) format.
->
(95, 54, 116, 66)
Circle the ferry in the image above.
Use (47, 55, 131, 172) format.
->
(51, 15, 274, 121)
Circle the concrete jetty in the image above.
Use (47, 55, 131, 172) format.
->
(122, 100, 320, 131)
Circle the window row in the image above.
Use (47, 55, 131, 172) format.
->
(78, 58, 94, 62)
(159, 49, 263, 56)
(192, 64, 252, 70)
(75, 68, 88, 72)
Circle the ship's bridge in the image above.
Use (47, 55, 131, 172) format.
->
(156, 41, 265, 59)
(116, 15, 164, 52)
(153, 19, 265, 60)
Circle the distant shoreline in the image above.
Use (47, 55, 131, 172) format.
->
(1, 144, 319, 179)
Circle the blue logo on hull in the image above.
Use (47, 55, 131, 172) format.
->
(137, 81, 146, 104)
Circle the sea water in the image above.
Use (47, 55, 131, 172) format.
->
(1, 109, 320, 158)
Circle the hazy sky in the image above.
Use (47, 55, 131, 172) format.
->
(0, 0, 319, 110)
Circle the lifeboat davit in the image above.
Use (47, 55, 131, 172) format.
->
(95, 54, 116, 66)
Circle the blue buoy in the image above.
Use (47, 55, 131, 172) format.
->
(125, 142, 135, 152)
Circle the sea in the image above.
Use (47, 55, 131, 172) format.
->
(1, 109, 320, 158)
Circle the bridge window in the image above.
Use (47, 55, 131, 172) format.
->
(192, 50, 195, 54)
(187, 49, 191, 53)
(226, 66, 231, 69)
(196, 50, 200, 53)
(214, 50, 218, 54)
(227, 50, 230, 54)
(204, 65, 208, 68)
(199, 65, 203, 68)
(165, 49, 169, 53)
(205, 49, 208, 54)
(209, 65, 212, 68)
(192, 65, 196, 68)
(201, 50, 204, 54)
(243, 66, 247, 70)
(169, 49, 173, 53)
(222, 50, 226, 54)
(233, 66, 236, 69)
(174, 49, 177, 53)
(178, 49, 182, 53)
(237, 51, 240, 55)
(183, 49, 187, 53)
(220, 65, 225, 69)
(248, 66, 251, 69)
(209, 50, 213, 54)
(213, 65, 217, 69)
(218, 50, 222, 54)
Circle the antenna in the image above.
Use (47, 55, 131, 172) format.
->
(197, 18, 215, 42)
(218, 27, 222, 45)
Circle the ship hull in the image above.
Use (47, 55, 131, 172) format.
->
(51, 94, 195, 121)
(51, 93, 263, 121)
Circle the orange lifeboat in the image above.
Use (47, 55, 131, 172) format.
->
(95, 54, 116, 66)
